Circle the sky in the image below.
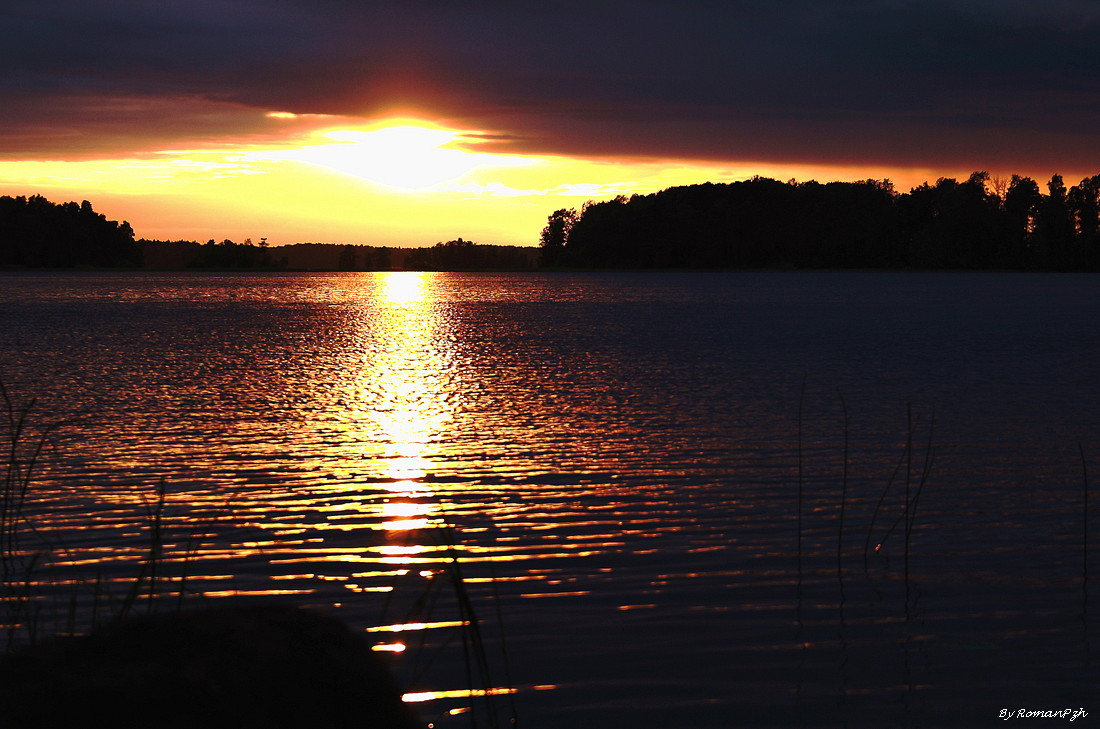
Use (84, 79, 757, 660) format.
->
(2, 1, 1100, 247)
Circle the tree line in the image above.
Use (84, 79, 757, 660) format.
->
(142, 240, 402, 271)
(404, 238, 537, 270)
(12, 174, 1100, 272)
(181, 238, 282, 269)
(146, 238, 536, 271)
(0, 195, 534, 271)
(0, 195, 139, 268)
(539, 172, 1100, 270)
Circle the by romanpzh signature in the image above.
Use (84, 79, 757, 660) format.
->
(1000, 709, 1088, 721)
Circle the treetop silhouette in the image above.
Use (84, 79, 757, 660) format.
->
(543, 173, 1100, 270)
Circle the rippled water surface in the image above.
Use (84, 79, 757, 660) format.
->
(2, 271, 1099, 727)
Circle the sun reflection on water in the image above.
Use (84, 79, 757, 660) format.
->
(380, 270, 428, 307)
(9, 272, 1100, 728)
(338, 272, 476, 681)
(361, 271, 454, 493)
(13, 273, 537, 724)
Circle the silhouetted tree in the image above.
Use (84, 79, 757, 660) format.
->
(900, 173, 1002, 268)
(563, 196, 631, 267)
(1068, 175, 1100, 270)
(1034, 175, 1074, 268)
(562, 179, 900, 270)
(187, 237, 277, 269)
(338, 245, 359, 271)
(1004, 175, 1042, 268)
(539, 208, 577, 267)
(405, 239, 533, 270)
(0, 195, 139, 267)
(546, 171, 1100, 271)
(363, 246, 393, 270)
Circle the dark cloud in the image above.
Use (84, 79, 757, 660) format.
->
(4, 0, 1100, 171)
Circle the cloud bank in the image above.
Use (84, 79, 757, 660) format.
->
(4, 1, 1100, 172)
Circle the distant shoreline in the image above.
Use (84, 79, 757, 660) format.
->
(2, 265, 1081, 275)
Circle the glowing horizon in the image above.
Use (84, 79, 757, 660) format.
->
(0, 112, 1084, 248)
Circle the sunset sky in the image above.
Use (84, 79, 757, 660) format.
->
(3, 1, 1100, 247)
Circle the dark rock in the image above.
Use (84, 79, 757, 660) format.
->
(0, 604, 420, 729)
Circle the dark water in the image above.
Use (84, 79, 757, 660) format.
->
(1, 271, 1098, 727)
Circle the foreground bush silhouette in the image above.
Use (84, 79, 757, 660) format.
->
(0, 605, 420, 729)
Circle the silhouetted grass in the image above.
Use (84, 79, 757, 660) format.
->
(837, 390, 849, 601)
(792, 385, 938, 624)
(385, 503, 516, 729)
(1, 380, 513, 728)
(1082, 443, 1091, 619)
(861, 404, 935, 577)
(0, 382, 202, 652)
(1, 381, 57, 650)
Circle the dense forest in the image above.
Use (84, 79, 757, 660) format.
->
(0, 196, 533, 270)
(540, 172, 1100, 270)
(139, 239, 536, 270)
(141, 240, 401, 270)
(143, 238, 284, 269)
(8, 172, 1100, 271)
(0, 195, 139, 267)
(403, 238, 537, 270)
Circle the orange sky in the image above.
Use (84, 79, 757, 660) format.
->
(4, 4, 1099, 247)
(0, 112, 1041, 248)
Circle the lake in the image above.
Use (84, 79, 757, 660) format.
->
(1, 271, 1098, 727)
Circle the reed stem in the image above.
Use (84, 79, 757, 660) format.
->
(904, 404, 912, 588)
(797, 376, 806, 585)
(837, 390, 848, 594)
(1082, 443, 1090, 605)
(864, 431, 907, 570)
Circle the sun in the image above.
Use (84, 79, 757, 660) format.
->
(256, 119, 528, 192)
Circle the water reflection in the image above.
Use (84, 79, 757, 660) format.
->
(357, 272, 453, 491)
(337, 273, 502, 721)
(7, 272, 1099, 729)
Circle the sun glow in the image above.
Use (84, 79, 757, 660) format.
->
(344, 272, 456, 491)
(0, 109, 991, 247)
(251, 119, 533, 192)
(381, 270, 427, 306)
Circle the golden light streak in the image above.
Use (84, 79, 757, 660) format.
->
(342, 584, 393, 593)
(356, 272, 453, 492)
(367, 620, 468, 633)
(379, 494, 437, 532)
(378, 518, 432, 531)
(373, 544, 447, 556)
(401, 687, 519, 703)
(199, 588, 315, 598)
(353, 569, 410, 578)
(382, 502, 431, 519)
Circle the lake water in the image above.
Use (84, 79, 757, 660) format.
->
(1, 271, 1098, 727)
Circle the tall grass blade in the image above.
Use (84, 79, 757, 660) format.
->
(864, 435, 907, 571)
(1081, 443, 1090, 617)
(796, 376, 806, 591)
(837, 389, 848, 591)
